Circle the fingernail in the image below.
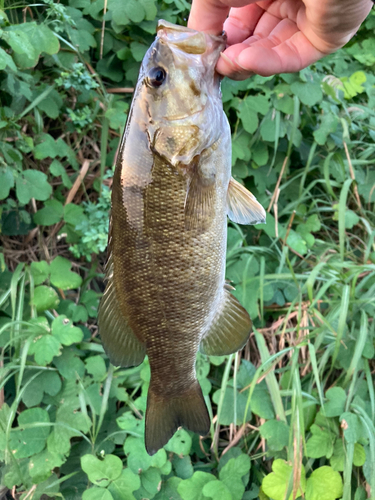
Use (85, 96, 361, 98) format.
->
(219, 52, 238, 70)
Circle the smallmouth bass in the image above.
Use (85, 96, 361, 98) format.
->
(98, 20, 266, 455)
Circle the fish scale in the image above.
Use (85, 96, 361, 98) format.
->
(98, 20, 266, 455)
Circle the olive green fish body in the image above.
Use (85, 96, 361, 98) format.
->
(99, 20, 266, 455)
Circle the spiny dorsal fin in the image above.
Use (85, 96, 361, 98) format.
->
(200, 289, 252, 356)
(98, 257, 146, 368)
(227, 177, 266, 225)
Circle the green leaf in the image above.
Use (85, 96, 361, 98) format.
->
(202, 480, 232, 500)
(339, 412, 362, 444)
(16, 170, 52, 204)
(30, 261, 50, 285)
(50, 256, 82, 290)
(305, 466, 343, 500)
(50, 160, 73, 188)
(32, 285, 60, 312)
(345, 209, 360, 229)
(290, 81, 323, 106)
(9, 408, 50, 459)
(85, 355, 107, 381)
(212, 387, 250, 425)
(108, 468, 141, 500)
(2, 28, 36, 59)
(165, 429, 192, 456)
(130, 41, 148, 62)
(64, 203, 87, 226)
(259, 419, 289, 452)
(29, 449, 64, 483)
(173, 455, 194, 480)
(219, 454, 251, 500)
(124, 435, 167, 473)
(262, 459, 306, 500)
(30, 334, 61, 366)
(81, 454, 123, 488)
(125, 0, 145, 22)
(178, 471, 217, 500)
(83, 488, 114, 500)
(0, 47, 17, 71)
(313, 113, 339, 145)
(306, 424, 335, 459)
(323, 387, 346, 417)
(34, 200, 64, 226)
(51, 315, 83, 345)
(139, 467, 162, 497)
(287, 230, 308, 255)
(0, 166, 14, 200)
(155, 477, 183, 500)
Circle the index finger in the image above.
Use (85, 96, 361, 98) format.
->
(188, 0, 230, 35)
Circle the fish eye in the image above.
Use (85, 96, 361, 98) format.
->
(147, 67, 166, 88)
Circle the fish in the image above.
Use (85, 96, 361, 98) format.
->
(98, 20, 266, 455)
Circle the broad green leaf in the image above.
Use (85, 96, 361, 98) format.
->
(130, 41, 148, 62)
(305, 466, 343, 500)
(306, 424, 335, 459)
(16, 170, 52, 204)
(323, 387, 346, 417)
(0, 47, 17, 71)
(313, 113, 339, 145)
(30, 334, 61, 366)
(125, 0, 145, 22)
(124, 435, 167, 473)
(262, 459, 306, 500)
(41, 370, 62, 396)
(259, 419, 289, 452)
(290, 81, 323, 106)
(32, 285, 60, 312)
(0, 166, 14, 200)
(108, 468, 141, 500)
(50, 160, 73, 188)
(50, 256, 82, 290)
(140, 467, 162, 497)
(178, 471, 216, 500)
(85, 355, 107, 381)
(34, 200, 64, 226)
(219, 454, 251, 500)
(339, 412, 363, 444)
(165, 429, 192, 456)
(9, 408, 50, 459)
(287, 230, 308, 255)
(212, 387, 250, 425)
(30, 261, 50, 285)
(202, 480, 232, 500)
(345, 209, 360, 229)
(173, 455, 194, 480)
(81, 454, 122, 487)
(2, 28, 36, 59)
(29, 449, 64, 483)
(155, 477, 183, 500)
(83, 488, 114, 500)
(51, 315, 83, 345)
(64, 203, 87, 226)
(53, 348, 85, 379)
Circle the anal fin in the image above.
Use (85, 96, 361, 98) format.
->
(98, 260, 146, 368)
(227, 177, 266, 225)
(200, 289, 252, 356)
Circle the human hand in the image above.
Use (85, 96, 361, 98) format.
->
(188, 0, 373, 79)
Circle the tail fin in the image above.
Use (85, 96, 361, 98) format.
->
(145, 380, 210, 455)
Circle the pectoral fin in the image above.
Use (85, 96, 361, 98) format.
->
(184, 160, 216, 231)
(98, 256, 146, 368)
(227, 177, 266, 225)
(200, 288, 252, 356)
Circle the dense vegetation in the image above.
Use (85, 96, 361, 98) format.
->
(0, 1, 374, 499)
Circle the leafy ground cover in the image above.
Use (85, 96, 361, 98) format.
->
(0, 1, 374, 499)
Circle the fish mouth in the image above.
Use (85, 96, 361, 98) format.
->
(157, 20, 226, 57)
